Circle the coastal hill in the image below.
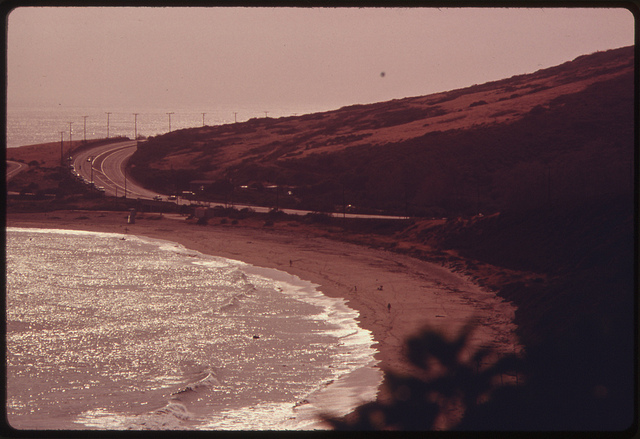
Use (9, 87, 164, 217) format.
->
(129, 45, 634, 216)
(7, 45, 635, 430)
(127, 47, 635, 429)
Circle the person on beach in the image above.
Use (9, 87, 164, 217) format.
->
(387, 303, 391, 312)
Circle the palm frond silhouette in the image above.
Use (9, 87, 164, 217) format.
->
(325, 321, 521, 430)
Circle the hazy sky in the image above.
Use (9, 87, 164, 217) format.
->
(6, 7, 635, 111)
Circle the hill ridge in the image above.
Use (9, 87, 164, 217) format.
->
(129, 45, 634, 216)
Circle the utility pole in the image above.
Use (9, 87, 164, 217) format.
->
(167, 112, 174, 132)
(202, 112, 206, 127)
(233, 112, 237, 123)
(105, 112, 111, 138)
(82, 116, 88, 143)
(133, 113, 139, 142)
(68, 122, 73, 152)
(60, 131, 65, 166)
(264, 111, 269, 118)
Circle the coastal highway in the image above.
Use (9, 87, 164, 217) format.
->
(72, 140, 160, 199)
(72, 140, 408, 219)
(6, 161, 27, 181)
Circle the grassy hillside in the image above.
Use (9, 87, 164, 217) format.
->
(131, 45, 637, 430)
(7, 44, 635, 430)
(129, 46, 634, 216)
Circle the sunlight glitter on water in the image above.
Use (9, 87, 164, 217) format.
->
(6, 228, 380, 430)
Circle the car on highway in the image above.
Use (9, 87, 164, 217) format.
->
(153, 195, 162, 201)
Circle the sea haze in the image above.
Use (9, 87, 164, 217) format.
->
(5, 228, 379, 430)
(5, 104, 335, 149)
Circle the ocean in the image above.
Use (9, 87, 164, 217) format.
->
(5, 228, 380, 430)
(5, 104, 336, 149)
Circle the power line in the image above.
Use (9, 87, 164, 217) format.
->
(82, 116, 88, 143)
(60, 131, 65, 166)
(68, 122, 73, 151)
(133, 113, 139, 141)
(105, 112, 112, 138)
(167, 112, 174, 132)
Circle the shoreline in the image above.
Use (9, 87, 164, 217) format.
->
(6, 210, 521, 429)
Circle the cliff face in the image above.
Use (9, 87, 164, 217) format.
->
(129, 46, 634, 216)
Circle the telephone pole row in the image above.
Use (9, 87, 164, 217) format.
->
(82, 116, 88, 143)
(167, 112, 174, 132)
(133, 113, 139, 141)
(105, 112, 111, 138)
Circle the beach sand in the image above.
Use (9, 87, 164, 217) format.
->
(6, 210, 521, 429)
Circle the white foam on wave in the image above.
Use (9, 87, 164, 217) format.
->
(191, 259, 233, 268)
(135, 233, 378, 353)
(7, 227, 128, 240)
(197, 401, 325, 430)
(232, 265, 382, 427)
(134, 235, 253, 271)
(10, 227, 382, 430)
(131, 233, 383, 429)
(75, 405, 196, 430)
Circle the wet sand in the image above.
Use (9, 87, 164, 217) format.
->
(6, 210, 521, 428)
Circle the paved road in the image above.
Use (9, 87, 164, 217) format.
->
(72, 140, 409, 219)
(6, 161, 27, 181)
(72, 141, 160, 199)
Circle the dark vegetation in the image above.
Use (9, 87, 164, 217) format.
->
(129, 48, 633, 219)
(327, 316, 634, 431)
(361, 192, 635, 431)
(8, 46, 635, 431)
(270, 70, 633, 216)
(7, 163, 92, 200)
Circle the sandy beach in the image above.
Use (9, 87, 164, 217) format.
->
(6, 210, 521, 427)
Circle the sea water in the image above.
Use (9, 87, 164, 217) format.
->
(5, 228, 380, 430)
(6, 104, 336, 149)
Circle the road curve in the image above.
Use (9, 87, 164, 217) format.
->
(6, 161, 27, 181)
(70, 140, 409, 219)
(72, 141, 161, 199)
